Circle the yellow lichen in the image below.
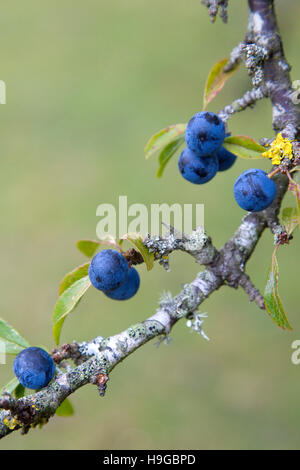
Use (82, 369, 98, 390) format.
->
(3, 417, 19, 430)
(262, 132, 294, 165)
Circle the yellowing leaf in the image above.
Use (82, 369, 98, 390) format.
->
(203, 58, 239, 110)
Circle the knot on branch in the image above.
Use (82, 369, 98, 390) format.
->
(0, 393, 47, 433)
(274, 229, 292, 246)
(144, 226, 219, 269)
(90, 373, 109, 397)
(51, 342, 81, 364)
(144, 231, 180, 271)
(123, 248, 144, 267)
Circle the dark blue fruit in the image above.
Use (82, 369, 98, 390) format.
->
(185, 111, 225, 157)
(89, 249, 129, 291)
(178, 147, 219, 184)
(13, 347, 55, 390)
(233, 169, 276, 212)
(104, 267, 140, 300)
(216, 146, 237, 171)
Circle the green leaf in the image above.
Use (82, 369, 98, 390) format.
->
(52, 276, 91, 345)
(0, 318, 30, 355)
(203, 58, 239, 110)
(59, 262, 90, 296)
(264, 247, 292, 331)
(145, 124, 186, 160)
(77, 237, 118, 258)
(55, 398, 74, 417)
(223, 135, 265, 159)
(77, 240, 100, 258)
(0, 377, 21, 396)
(14, 383, 26, 399)
(156, 137, 185, 178)
(120, 233, 154, 271)
(281, 207, 299, 235)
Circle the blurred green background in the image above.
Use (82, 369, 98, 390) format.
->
(0, 0, 300, 450)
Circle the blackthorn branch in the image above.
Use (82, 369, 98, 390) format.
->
(0, 0, 299, 439)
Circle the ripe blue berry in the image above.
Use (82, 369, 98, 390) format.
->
(13, 347, 55, 390)
(216, 146, 237, 171)
(233, 169, 276, 212)
(185, 111, 225, 157)
(89, 249, 129, 292)
(104, 267, 140, 300)
(178, 147, 219, 184)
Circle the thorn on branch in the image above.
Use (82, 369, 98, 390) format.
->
(238, 274, 265, 310)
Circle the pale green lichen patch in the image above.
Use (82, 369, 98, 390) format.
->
(184, 226, 208, 252)
(127, 324, 147, 340)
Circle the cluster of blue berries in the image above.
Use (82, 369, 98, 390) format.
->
(88, 249, 140, 300)
(12, 251, 140, 388)
(179, 111, 276, 212)
(13, 347, 55, 390)
(178, 111, 236, 185)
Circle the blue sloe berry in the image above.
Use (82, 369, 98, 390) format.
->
(233, 168, 276, 212)
(178, 147, 219, 184)
(88, 249, 129, 291)
(185, 111, 225, 157)
(13, 347, 55, 390)
(216, 146, 237, 171)
(104, 267, 140, 300)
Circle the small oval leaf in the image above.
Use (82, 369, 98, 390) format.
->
(156, 137, 185, 178)
(14, 383, 26, 399)
(76, 240, 100, 258)
(52, 276, 91, 345)
(56, 398, 74, 417)
(77, 237, 119, 258)
(120, 233, 154, 271)
(223, 135, 265, 159)
(145, 124, 186, 160)
(203, 58, 239, 110)
(0, 318, 30, 355)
